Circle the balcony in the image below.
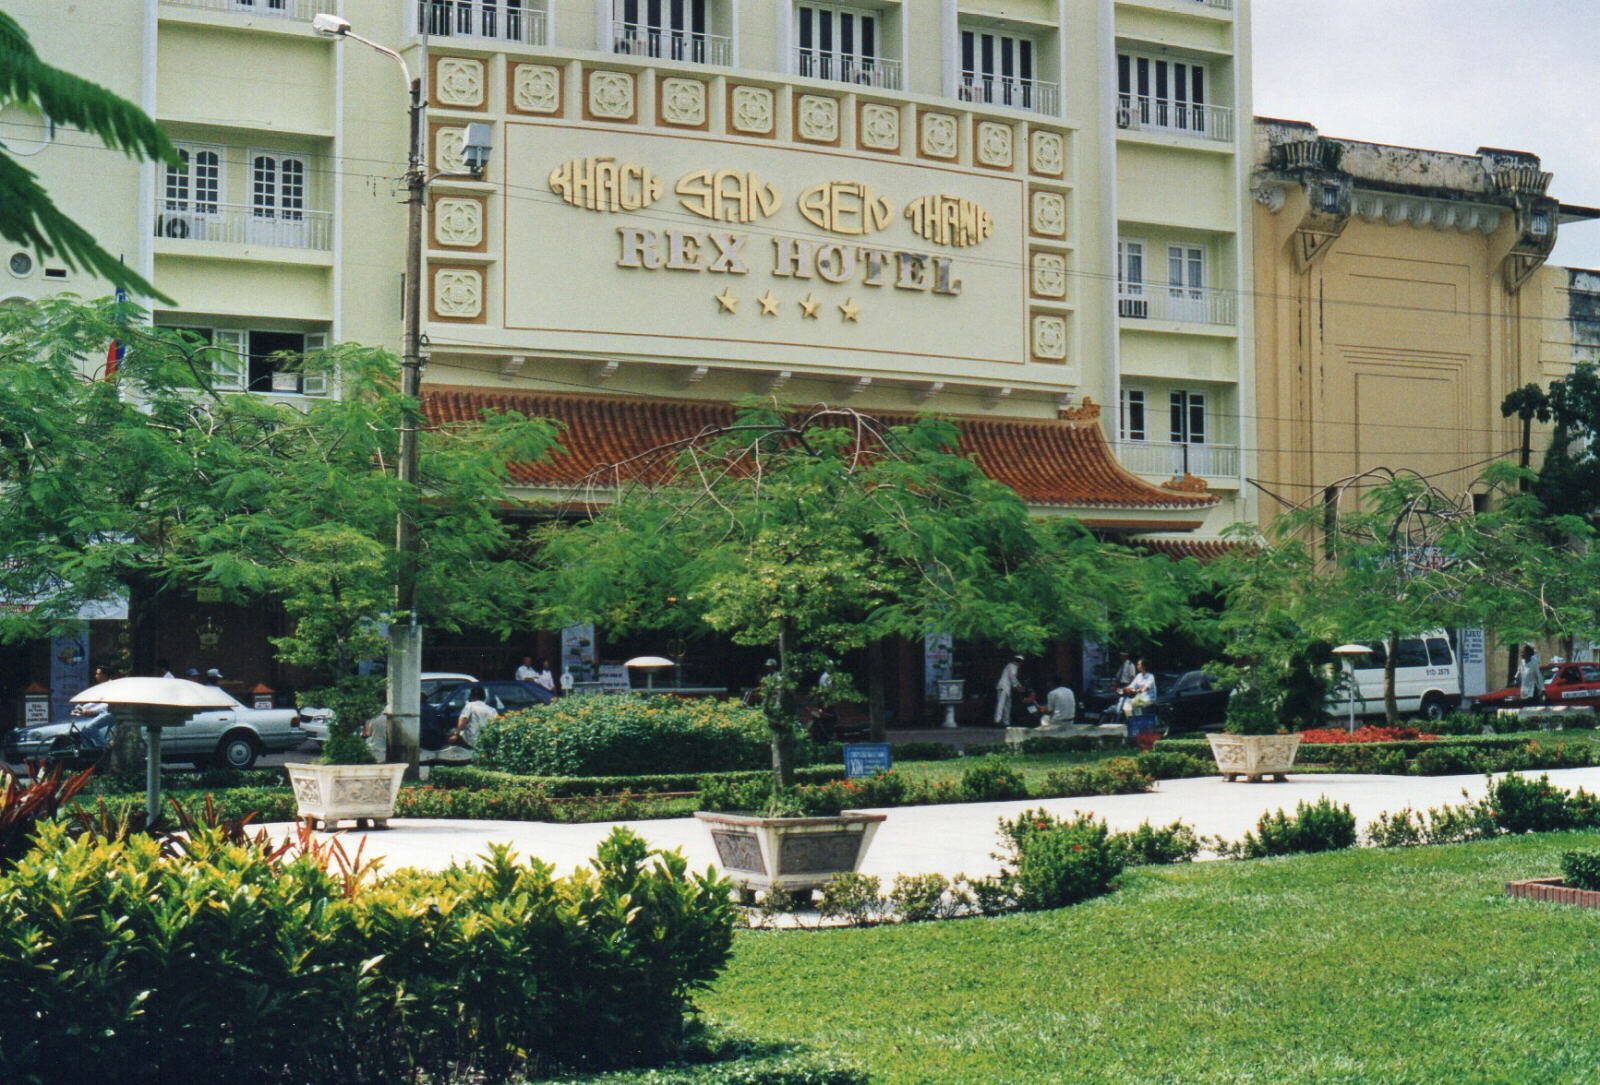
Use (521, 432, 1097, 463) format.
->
(160, 0, 316, 18)
(1116, 96, 1233, 143)
(153, 202, 333, 251)
(1119, 440, 1238, 479)
(795, 50, 902, 90)
(957, 72, 1058, 115)
(1117, 285, 1236, 326)
(421, 0, 549, 47)
(612, 22, 731, 66)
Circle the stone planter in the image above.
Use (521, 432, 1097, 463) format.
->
(695, 810, 886, 898)
(1207, 733, 1302, 782)
(1506, 877, 1600, 909)
(286, 762, 407, 830)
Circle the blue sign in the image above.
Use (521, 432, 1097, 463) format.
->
(843, 743, 892, 778)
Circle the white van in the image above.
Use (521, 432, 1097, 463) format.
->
(1330, 631, 1461, 721)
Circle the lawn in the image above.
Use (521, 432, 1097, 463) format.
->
(700, 832, 1600, 1083)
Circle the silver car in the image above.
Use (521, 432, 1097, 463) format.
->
(4, 691, 308, 770)
(301, 671, 477, 746)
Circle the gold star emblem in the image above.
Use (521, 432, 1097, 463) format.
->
(839, 297, 860, 323)
(714, 289, 738, 313)
(798, 293, 820, 319)
(757, 290, 781, 316)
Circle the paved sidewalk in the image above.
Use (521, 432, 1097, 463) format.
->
(265, 766, 1600, 881)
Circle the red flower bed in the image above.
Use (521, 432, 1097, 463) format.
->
(1299, 725, 1438, 744)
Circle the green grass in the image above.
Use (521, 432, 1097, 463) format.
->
(888, 749, 1128, 785)
(701, 833, 1600, 1083)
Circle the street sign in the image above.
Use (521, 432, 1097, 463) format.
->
(843, 743, 892, 778)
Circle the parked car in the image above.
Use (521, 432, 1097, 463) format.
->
(1153, 670, 1231, 732)
(301, 671, 478, 745)
(1328, 631, 1461, 721)
(420, 679, 554, 750)
(1471, 662, 1600, 712)
(3, 692, 307, 769)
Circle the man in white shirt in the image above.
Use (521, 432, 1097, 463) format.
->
(1045, 676, 1076, 726)
(994, 654, 1024, 725)
(531, 660, 556, 692)
(450, 686, 498, 750)
(515, 655, 537, 682)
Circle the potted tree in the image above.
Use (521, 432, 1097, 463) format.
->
(1206, 687, 1302, 782)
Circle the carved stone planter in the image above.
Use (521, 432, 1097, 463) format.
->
(1506, 877, 1600, 909)
(695, 810, 887, 897)
(286, 762, 407, 830)
(1207, 733, 1302, 782)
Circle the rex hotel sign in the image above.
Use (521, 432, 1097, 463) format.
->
(501, 124, 1028, 372)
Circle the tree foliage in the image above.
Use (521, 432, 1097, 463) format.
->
(0, 12, 177, 300)
(1503, 362, 1600, 522)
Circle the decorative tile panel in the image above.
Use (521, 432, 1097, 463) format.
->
(1030, 250, 1067, 299)
(432, 266, 483, 321)
(433, 196, 484, 250)
(795, 94, 840, 144)
(976, 121, 1014, 169)
(658, 77, 707, 128)
(919, 111, 958, 160)
(586, 69, 636, 122)
(434, 57, 484, 109)
(1030, 129, 1065, 177)
(1030, 190, 1067, 237)
(728, 85, 775, 136)
(858, 102, 899, 152)
(510, 64, 561, 115)
(1031, 313, 1068, 362)
(432, 125, 468, 174)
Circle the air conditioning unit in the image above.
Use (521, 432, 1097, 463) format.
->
(157, 212, 206, 241)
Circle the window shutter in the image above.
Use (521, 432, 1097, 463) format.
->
(300, 331, 329, 395)
(211, 329, 247, 391)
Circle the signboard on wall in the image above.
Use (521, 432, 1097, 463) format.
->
(1458, 626, 1486, 698)
(501, 123, 1030, 378)
(923, 633, 953, 696)
(561, 623, 597, 682)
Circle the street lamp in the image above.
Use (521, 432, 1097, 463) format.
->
(1332, 644, 1370, 734)
(314, 15, 492, 770)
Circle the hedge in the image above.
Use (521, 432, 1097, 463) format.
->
(430, 764, 845, 797)
(0, 824, 736, 1083)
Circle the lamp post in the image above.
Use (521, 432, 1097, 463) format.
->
(314, 14, 491, 771)
(1332, 644, 1370, 734)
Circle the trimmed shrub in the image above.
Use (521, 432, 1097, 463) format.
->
(1413, 746, 1491, 776)
(1489, 773, 1600, 834)
(1233, 797, 1357, 858)
(1561, 850, 1600, 891)
(959, 757, 1029, 802)
(818, 873, 883, 925)
(1112, 820, 1200, 865)
(0, 824, 735, 1083)
(1133, 749, 1215, 780)
(1320, 745, 1408, 775)
(478, 695, 772, 776)
(998, 809, 1124, 911)
(433, 764, 843, 797)
(1042, 758, 1153, 797)
(889, 873, 955, 922)
(1431, 711, 1487, 737)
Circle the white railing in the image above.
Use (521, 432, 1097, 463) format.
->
(1120, 440, 1239, 479)
(795, 49, 902, 90)
(1116, 95, 1233, 143)
(153, 202, 333, 251)
(957, 72, 1058, 115)
(612, 22, 731, 66)
(161, 0, 317, 19)
(422, 0, 548, 47)
(1117, 285, 1236, 325)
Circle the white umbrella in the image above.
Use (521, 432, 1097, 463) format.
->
(70, 677, 235, 823)
(624, 655, 677, 690)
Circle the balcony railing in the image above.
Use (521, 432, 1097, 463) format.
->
(795, 49, 902, 90)
(1117, 285, 1236, 326)
(957, 72, 1058, 115)
(1116, 95, 1233, 143)
(161, 0, 317, 19)
(1119, 440, 1239, 479)
(153, 202, 333, 251)
(421, 0, 548, 46)
(612, 22, 731, 65)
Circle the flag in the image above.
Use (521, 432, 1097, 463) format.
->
(105, 283, 127, 380)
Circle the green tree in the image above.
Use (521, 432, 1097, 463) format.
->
(1503, 362, 1600, 522)
(0, 12, 176, 300)
(535, 406, 1190, 793)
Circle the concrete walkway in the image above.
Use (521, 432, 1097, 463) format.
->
(265, 765, 1600, 881)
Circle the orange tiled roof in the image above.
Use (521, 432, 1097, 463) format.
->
(421, 386, 1219, 514)
(1133, 538, 1242, 563)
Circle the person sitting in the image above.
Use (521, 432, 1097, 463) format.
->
(448, 686, 498, 755)
(1119, 659, 1157, 718)
(1045, 675, 1076, 727)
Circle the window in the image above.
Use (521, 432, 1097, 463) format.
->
(1169, 390, 1206, 446)
(1117, 53, 1208, 134)
(1426, 638, 1453, 667)
(959, 27, 1040, 110)
(797, 3, 881, 84)
(230, 0, 291, 14)
(161, 325, 328, 395)
(248, 152, 309, 246)
(1166, 244, 1206, 319)
(1120, 388, 1146, 443)
(1393, 640, 1430, 669)
(615, 0, 710, 62)
(1116, 239, 1146, 318)
(160, 144, 222, 240)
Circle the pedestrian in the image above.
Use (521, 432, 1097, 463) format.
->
(559, 666, 575, 696)
(1115, 653, 1137, 689)
(156, 658, 175, 679)
(993, 654, 1024, 725)
(1046, 674, 1076, 726)
(1119, 658, 1156, 718)
(1518, 644, 1544, 706)
(531, 659, 556, 692)
(515, 655, 537, 681)
(449, 685, 497, 751)
(203, 667, 223, 686)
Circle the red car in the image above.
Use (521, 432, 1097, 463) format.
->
(1471, 663, 1600, 711)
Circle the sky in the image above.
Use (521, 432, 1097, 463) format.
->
(1252, 0, 1600, 270)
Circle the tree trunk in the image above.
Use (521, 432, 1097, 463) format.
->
(767, 620, 797, 792)
(107, 715, 143, 779)
(1383, 631, 1400, 726)
(866, 639, 888, 741)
